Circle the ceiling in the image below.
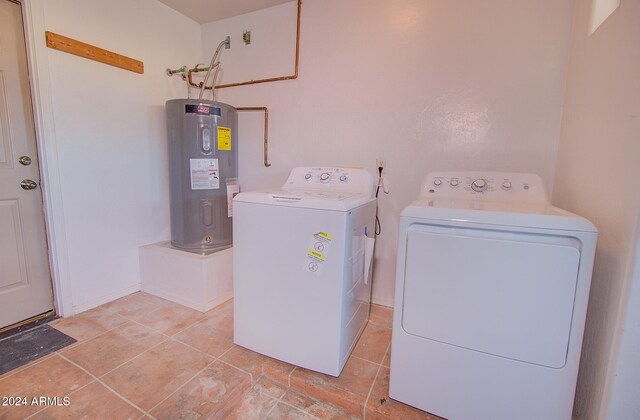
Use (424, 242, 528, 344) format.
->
(157, 0, 294, 24)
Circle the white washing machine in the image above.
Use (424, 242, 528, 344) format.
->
(390, 172, 597, 420)
(233, 167, 377, 376)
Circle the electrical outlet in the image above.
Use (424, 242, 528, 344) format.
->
(376, 159, 385, 170)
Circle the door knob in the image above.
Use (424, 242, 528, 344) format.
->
(18, 156, 32, 166)
(20, 179, 37, 190)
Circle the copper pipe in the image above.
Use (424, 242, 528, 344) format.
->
(170, 0, 301, 90)
(216, 0, 301, 89)
(236, 107, 270, 167)
(187, 64, 213, 89)
(166, 66, 186, 77)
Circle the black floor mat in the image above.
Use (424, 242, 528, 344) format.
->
(0, 324, 76, 375)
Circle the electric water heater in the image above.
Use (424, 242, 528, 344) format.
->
(166, 99, 238, 253)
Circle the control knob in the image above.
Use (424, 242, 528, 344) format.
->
(304, 173, 312, 180)
(501, 181, 512, 191)
(450, 179, 460, 187)
(339, 175, 348, 182)
(319, 172, 331, 183)
(471, 178, 488, 192)
(433, 179, 442, 187)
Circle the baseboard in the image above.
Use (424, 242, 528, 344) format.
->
(371, 296, 394, 308)
(204, 293, 234, 312)
(71, 283, 141, 315)
(141, 284, 232, 312)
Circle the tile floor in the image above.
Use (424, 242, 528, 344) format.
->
(0, 292, 439, 419)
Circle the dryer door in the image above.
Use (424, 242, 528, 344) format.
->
(401, 223, 580, 368)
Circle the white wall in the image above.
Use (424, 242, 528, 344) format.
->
(37, 0, 201, 312)
(609, 231, 640, 419)
(201, 2, 298, 86)
(204, 0, 575, 305)
(552, 0, 640, 418)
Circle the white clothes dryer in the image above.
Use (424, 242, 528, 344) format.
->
(233, 167, 377, 376)
(390, 172, 597, 420)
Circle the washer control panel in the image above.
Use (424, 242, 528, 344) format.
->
(423, 172, 547, 202)
(284, 166, 375, 197)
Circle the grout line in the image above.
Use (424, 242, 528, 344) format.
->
(256, 378, 284, 407)
(87, 336, 172, 381)
(367, 321, 393, 330)
(351, 354, 388, 368)
(165, 334, 216, 357)
(216, 358, 255, 385)
(276, 398, 325, 420)
(214, 341, 257, 385)
(263, 386, 289, 418)
(52, 315, 129, 353)
(0, 353, 55, 381)
(57, 353, 152, 418)
(146, 357, 220, 414)
(362, 341, 391, 420)
(288, 366, 297, 388)
(218, 343, 236, 359)
(161, 313, 208, 338)
(2, 306, 147, 381)
(24, 375, 99, 419)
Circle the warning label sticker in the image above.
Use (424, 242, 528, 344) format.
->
(217, 126, 231, 151)
(304, 232, 333, 275)
(190, 158, 219, 190)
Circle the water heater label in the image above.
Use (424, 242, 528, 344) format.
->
(185, 104, 221, 116)
(218, 126, 232, 151)
(190, 158, 220, 190)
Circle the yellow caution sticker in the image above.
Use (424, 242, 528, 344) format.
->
(304, 232, 333, 275)
(307, 250, 326, 260)
(217, 126, 231, 151)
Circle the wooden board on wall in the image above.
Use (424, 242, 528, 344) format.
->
(45, 31, 144, 74)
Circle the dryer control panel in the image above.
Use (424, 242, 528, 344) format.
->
(421, 172, 548, 203)
(284, 167, 375, 198)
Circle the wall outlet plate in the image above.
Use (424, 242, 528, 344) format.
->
(376, 159, 385, 170)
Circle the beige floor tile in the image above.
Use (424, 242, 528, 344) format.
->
(225, 384, 279, 419)
(221, 345, 296, 386)
(50, 316, 107, 343)
(60, 321, 166, 377)
(100, 292, 177, 321)
(252, 377, 288, 400)
(352, 322, 392, 364)
(173, 319, 234, 357)
(0, 355, 93, 419)
(0, 354, 55, 381)
(281, 388, 358, 419)
(50, 305, 128, 342)
(202, 299, 234, 340)
(365, 367, 441, 420)
(0, 295, 413, 419)
(382, 350, 391, 368)
(32, 381, 143, 419)
(150, 360, 251, 419)
(289, 356, 378, 417)
(101, 340, 212, 411)
(134, 304, 205, 336)
(264, 402, 315, 419)
(369, 304, 393, 329)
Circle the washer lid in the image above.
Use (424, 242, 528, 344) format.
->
(401, 198, 597, 232)
(234, 188, 374, 211)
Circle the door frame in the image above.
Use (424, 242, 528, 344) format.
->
(14, 0, 73, 317)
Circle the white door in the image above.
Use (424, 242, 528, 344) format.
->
(0, 0, 53, 328)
